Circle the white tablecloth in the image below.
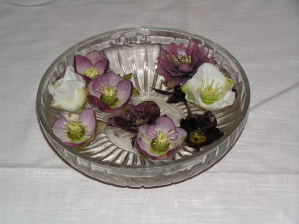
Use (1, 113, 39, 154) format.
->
(1, 0, 298, 223)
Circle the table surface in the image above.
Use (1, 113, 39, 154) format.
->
(1, 0, 298, 223)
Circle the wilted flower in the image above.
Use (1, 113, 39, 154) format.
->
(51, 108, 97, 147)
(156, 40, 214, 88)
(182, 63, 235, 111)
(74, 50, 109, 83)
(48, 66, 87, 112)
(180, 111, 223, 150)
(152, 85, 186, 104)
(135, 116, 187, 160)
(88, 72, 133, 113)
(107, 101, 160, 133)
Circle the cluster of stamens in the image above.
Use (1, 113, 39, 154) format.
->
(150, 128, 175, 152)
(97, 82, 118, 106)
(167, 54, 192, 66)
(84, 67, 99, 79)
(197, 79, 223, 105)
(63, 119, 86, 140)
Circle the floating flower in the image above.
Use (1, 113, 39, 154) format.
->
(180, 111, 223, 150)
(74, 50, 109, 83)
(88, 72, 133, 113)
(48, 66, 87, 112)
(135, 116, 187, 160)
(156, 40, 214, 88)
(182, 63, 235, 111)
(51, 108, 97, 147)
(107, 101, 160, 134)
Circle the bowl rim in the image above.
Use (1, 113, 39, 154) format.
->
(36, 26, 250, 170)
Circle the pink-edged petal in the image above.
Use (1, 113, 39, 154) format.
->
(171, 128, 187, 146)
(52, 116, 69, 141)
(79, 108, 96, 136)
(145, 124, 157, 139)
(94, 59, 109, 75)
(87, 78, 99, 97)
(74, 55, 93, 74)
(93, 72, 123, 92)
(155, 116, 176, 133)
(178, 62, 193, 73)
(86, 50, 105, 65)
(115, 79, 133, 105)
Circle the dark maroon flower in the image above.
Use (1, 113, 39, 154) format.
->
(152, 84, 186, 104)
(180, 111, 223, 150)
(74, 50, 109, 83)
(156, 40, 214, 88)
(107, 101, 160, 134)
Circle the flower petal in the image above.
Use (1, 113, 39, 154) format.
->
(87, 95, 112, 112)
(74, 55, 93, 74)
(115, 79, 133, 107)
(79, 108, 96, 136)
(136, 101, 160, 121)
(178, 62, 193, 73)
(85, 50, 105, 65)
(52, 116, 69, 142)
(155, 116, 176, 133)
(94, 59, 109, 75)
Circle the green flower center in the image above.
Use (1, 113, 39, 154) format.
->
(189, 131, 207, 144)
(150, 129, 175, 153)
(84, 67, 99, 79)
(99, 86, 118, 106)
(198, 79, 224, 105)
(167, 54, 192, 66)
(65, 121, 86, 140)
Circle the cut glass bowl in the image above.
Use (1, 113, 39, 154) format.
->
(36, 27, 250, 187)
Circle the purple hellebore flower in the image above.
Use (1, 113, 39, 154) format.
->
(156, 40, 214, 88)
(135, 116, 187, 160)
(74, 50, 109, 83)
(51, 108, 97, 148)
(87, 72, 133, 113)
(107, 101, 160, 134)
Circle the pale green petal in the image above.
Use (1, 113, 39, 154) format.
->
(50, 101, 81, 112)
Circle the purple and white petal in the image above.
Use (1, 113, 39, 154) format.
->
(86, 50, 105, 65)
(74, 55, 93, 74)
(94, 59, 109, 75)
(79, 108, 96, 136)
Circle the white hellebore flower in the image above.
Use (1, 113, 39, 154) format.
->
(48, 66, 87, 112)
(182, 63, 235, 111)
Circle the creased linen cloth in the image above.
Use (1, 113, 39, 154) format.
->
(0, 0, 298, 223)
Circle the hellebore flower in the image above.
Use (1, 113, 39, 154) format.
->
(48, 66, 87, 112)
(51, 108, 97, 147)
(180, 111, 223, 150)
(88, 72, 133, 113)
(135, 116, 187, 160)
(74, 50, 109, 83)
(182, 63, 235, 111)
(156, 40, 214, 88)
(107, 101, 160, 134)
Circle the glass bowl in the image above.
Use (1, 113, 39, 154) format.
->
(36, 27, 250, 187)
